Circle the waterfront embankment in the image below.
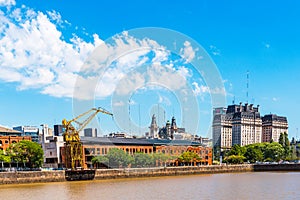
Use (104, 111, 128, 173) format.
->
(1, 164, 300, 185)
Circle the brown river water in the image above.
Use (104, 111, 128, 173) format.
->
(0, 172, 299, 200)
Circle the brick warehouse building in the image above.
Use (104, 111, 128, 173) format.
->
(0, 126, 31, 151)
(60, 137, 212, 168)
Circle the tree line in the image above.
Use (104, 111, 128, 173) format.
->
(223, 133, 300, 164)
(91, 148, 201, 168)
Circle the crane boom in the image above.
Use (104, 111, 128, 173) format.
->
(62, 107, 113, 170)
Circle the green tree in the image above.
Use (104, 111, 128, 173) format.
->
(178, 151, 200, 165)
(284, 132, 290, 147)
(92, 155, 109, 168)
(244, 145, 263, 163)
(224, 155, 245, 164)
(279, 133, 284, 147)
(278, 132, 291, 159)
(226, 144, 246, 156)
(152, 153, 171, 167)
(0, 150, 11, 168)
(133, 153, 154, 168)
(106, 148, 133, 168)
(7, 140, 44, 168)
(264, 142, 284, 161)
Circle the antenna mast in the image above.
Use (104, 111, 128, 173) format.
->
(246, 70, 249, 103)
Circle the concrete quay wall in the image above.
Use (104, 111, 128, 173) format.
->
(0, 171, 65, 184)
(1, 164, 300, 184)
(94, 165, 253, 179)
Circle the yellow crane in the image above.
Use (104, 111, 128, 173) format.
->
(62, 107, 113, 171)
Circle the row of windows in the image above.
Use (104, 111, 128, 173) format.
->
(84, 147, 153, 155)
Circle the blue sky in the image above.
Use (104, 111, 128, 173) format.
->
(0, 0, 300, 139)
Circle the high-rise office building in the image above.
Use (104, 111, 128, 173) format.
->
(262, 114, 288, 143)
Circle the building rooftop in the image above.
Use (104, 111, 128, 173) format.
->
(0, 126, 22, 135)
(81, 137, 202, 147)
(262, 114, 288, 122)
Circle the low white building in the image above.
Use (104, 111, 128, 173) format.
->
(40, 124, 64, 168)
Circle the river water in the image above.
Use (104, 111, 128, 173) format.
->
(0, 172, 299, 200)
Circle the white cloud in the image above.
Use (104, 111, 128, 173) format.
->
(192, 82, 209, 96)
(0, 3, 196, 101)
(272, 97, 279, 102)
(209, 45, 220, 56)
(101, 62, 190, 100)
(0, 0, 15, 6)
(180, 41, 197, 63)
(0, 4, 103, 98)
(113, 101, 125, 107)
(47, 10, 63, 25)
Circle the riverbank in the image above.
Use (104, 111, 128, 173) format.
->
(1, 164, 300, 185)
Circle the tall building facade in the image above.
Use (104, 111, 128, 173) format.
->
(262, 114, 288, 142)
(212, 109, 232, 149)
(231, 103, 262, 146)
(213, 103, 288, 149)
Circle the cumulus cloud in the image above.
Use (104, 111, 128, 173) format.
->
(0, 2, 210, 102)
(192, 82, 209, 96)
(110, 63, 189, 99)
(0, 0, 15, 6)
(0, 3, 103, 98)
(180, 41, 197, 63)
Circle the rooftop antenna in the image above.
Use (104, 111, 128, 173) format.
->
(232, 96, 235, 105)
(246, 70, 249, 103)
